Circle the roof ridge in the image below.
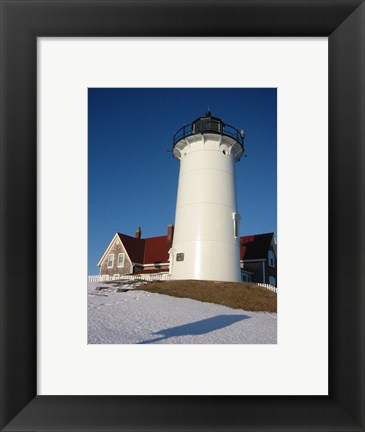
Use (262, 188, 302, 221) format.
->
(117, 232, 139, 239)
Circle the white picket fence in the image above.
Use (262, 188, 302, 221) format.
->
(88, 273, 171, 283)
(253, 282, 277, 293)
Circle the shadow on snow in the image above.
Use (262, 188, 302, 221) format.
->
(138, 314, 250, 344)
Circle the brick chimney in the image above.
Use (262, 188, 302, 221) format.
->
(167, 224, 174, 242)
(135, 226, 141, 240)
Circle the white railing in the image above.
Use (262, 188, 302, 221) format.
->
(88, 274, 111, 282)
(253, 282, 277, 293)
(88, 273, 171, 283)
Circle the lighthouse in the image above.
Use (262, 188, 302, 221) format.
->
(169, 112, 244, 282)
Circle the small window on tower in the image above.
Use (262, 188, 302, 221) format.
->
(107, 254, 114, 268)
(232, 212, 240, 238)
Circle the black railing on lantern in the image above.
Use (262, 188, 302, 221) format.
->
(173, 121, 245, 151)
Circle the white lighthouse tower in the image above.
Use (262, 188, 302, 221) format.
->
(169, 112, 244, 282)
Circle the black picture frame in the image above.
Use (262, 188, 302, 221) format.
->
(1, 1, 364, 431)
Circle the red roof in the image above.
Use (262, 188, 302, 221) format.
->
(117, 231, 274, 265)
(144, 236, 172, 264)
(240, 232, 274, 260)
(117, 233, 171, 265)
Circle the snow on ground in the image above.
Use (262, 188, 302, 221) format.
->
(88, 282, 277, 344)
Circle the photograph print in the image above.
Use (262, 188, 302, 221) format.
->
(88, 88, 277, 344)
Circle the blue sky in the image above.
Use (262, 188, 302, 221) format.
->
(88, 88, 277, 275)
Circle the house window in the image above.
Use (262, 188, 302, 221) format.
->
(268, 250, 275, 267)
(269, 276, 276, 287)
(241, 271, 251, 283)
(107, 254, 114, 268)
(117, 253, 125, 268)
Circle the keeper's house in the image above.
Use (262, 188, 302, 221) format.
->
(240, 232, 277, 287)
(97, 225, 277, 286)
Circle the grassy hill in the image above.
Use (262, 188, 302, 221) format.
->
(135, 280, 277, 312)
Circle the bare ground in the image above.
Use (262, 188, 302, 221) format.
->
(132, 280, 277, 312)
